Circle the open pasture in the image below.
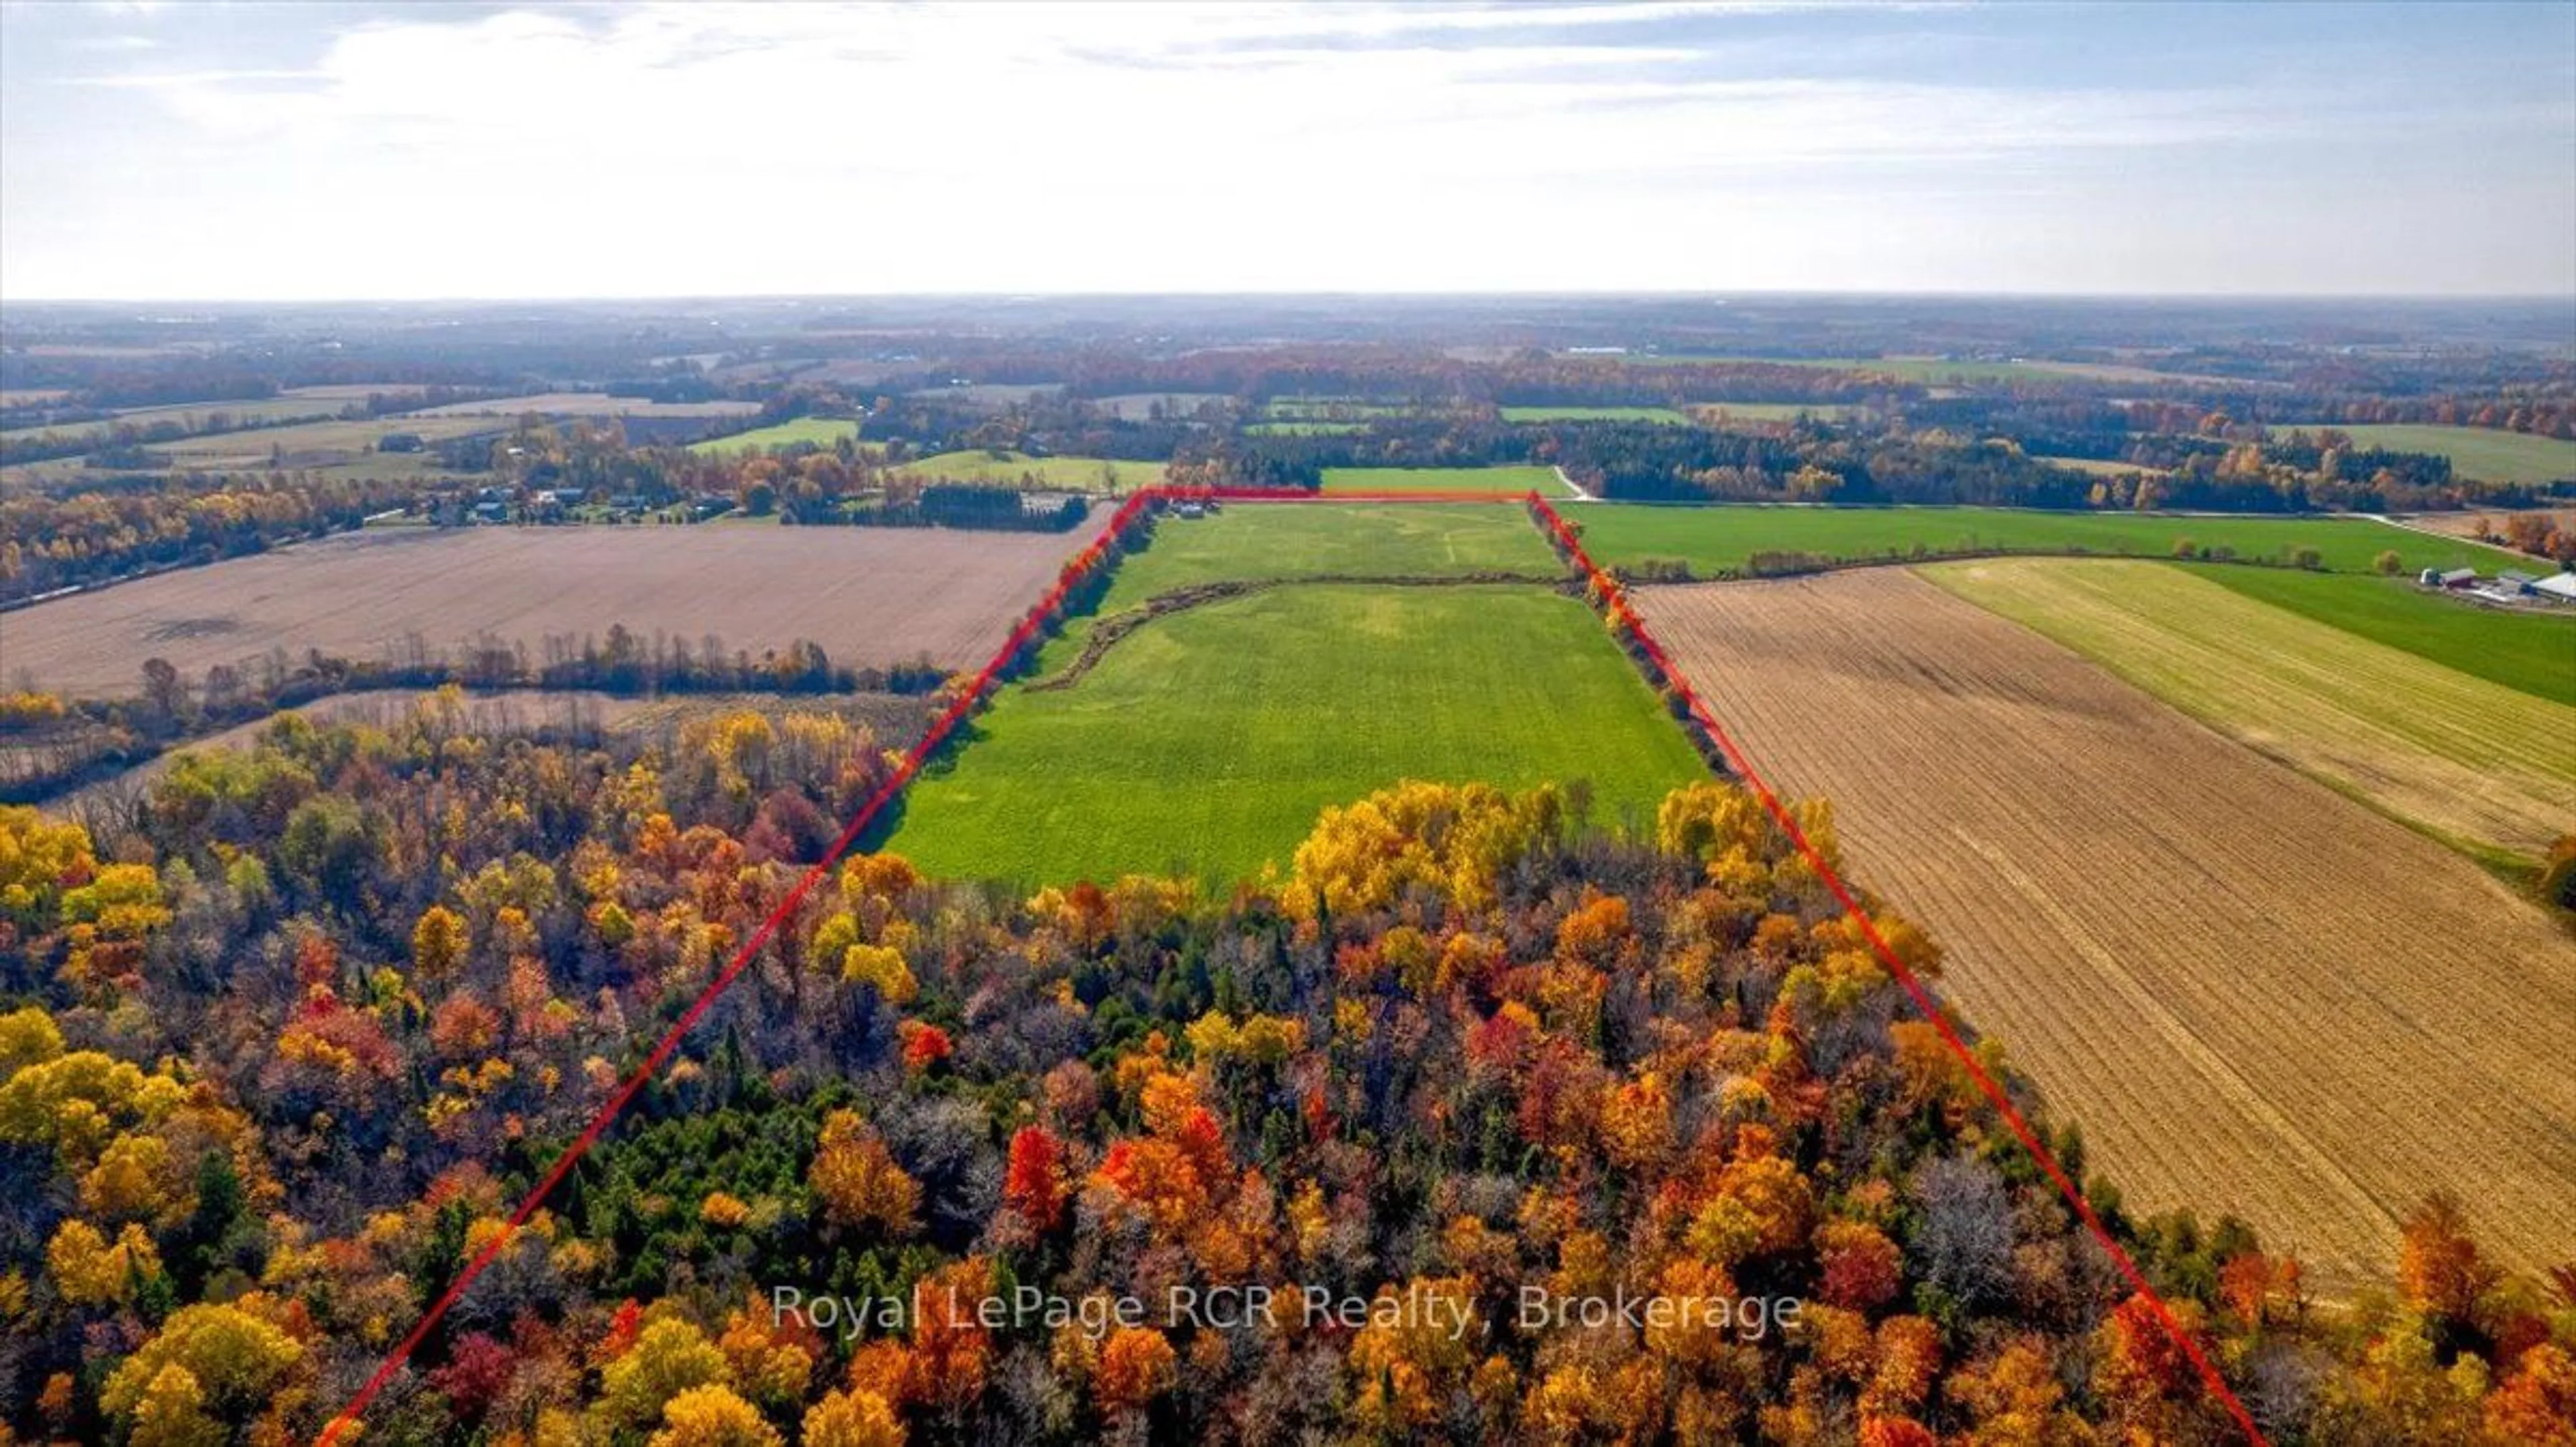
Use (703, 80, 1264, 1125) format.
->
(685, 417, 867, 454)
(1104, 501, 1560, 607)
(1926, 559, 2576, 861)
(897, 449, 1163, 492)
(1570, 502, 2525, 578)
(2328, 425, 2576, 486)
(1, 523, 1107, 698)
(2171, 564, 2576, 706)
(889, 584, 1704, 884)
(0, 394, 347, 445)
(405, 392, 765, 419)
(142, 415, 502, 470)
(1320, 465, 1572, 496)
(1638, 569, 2576, 1289)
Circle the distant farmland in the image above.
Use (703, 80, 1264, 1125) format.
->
(0, 391, 405, 445)
(686, 417, 865, 453)
(1319, 465, 1572, 496)
(140, 415, 501, 470)
(898, 449, 1163, 492)
(1638, 568, 2576, 1289)
(889, 584, 1703, 883)
(2161, 564, 2576, 706)
(406, 392, 764, 419)
(3, 524, 1108, 698)
(1927, 559, 2576, 859)
(2328, 424, 2576, 485)
(1569, 502, 2524, 578)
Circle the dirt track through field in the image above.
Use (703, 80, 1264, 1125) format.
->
(1638, 569, 2576, 1289)
(1, 523, 1108, 698)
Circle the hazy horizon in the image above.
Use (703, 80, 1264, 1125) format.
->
(4, 1, 2573, 303)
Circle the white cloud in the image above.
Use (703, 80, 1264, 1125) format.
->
(3, 1, 2567, 298)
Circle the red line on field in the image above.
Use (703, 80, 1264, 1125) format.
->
(319, 484, 2263, 1446)
(1523, 494, 2269, 1446)
(314, 489, 1154, 1445)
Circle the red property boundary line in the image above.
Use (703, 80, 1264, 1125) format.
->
(319, 484, 2264, 1445)
(315, 489, 1153, 1444)
(1524, 494, 2267, 1446)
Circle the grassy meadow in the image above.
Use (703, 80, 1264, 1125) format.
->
(2176, 566, 2576, 707)
(685, 417, 865, 454)
(2328, 425, 2576, 486)
(887, 584, 1704, 883)
(898, 449, 1165, 492)
(1568, 503, 2528, 578)
(1107, 502, 1559, 606)
(1320, 465, 1571, 496)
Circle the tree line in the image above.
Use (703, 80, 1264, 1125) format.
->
(1, 712, 2569, 1444)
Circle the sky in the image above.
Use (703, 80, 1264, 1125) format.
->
(1, 1, 2571, 301)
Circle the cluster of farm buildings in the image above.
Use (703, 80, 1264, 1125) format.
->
(2421, 565, 2576, 606)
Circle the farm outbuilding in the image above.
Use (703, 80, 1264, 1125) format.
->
(2532, 572, 2576, 604)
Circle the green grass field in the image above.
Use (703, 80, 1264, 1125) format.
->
(1321, 465, 1572, 496)
(2328, 425, 2576, 486)
(898, 449, 1165, 492)
(887, 584, 1705, 883)
(1570, 503, 2527, 578)
(685, 417, 865, 454)
(2183, 566, 2576, 707)
(1500, 406, 1692, 425)
(1108, 502, 1559, 606)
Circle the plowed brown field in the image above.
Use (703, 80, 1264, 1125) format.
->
(3, 523, 1105, 698)
(1637, 569, 2576, 1289)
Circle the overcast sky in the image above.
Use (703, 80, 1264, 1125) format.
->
(2, 1, 2570, 300)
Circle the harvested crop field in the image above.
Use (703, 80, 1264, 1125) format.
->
(2, 524, 1107, 698)
(1929, 559, 2575, 859)
(1637, 568, 2576, 1289)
